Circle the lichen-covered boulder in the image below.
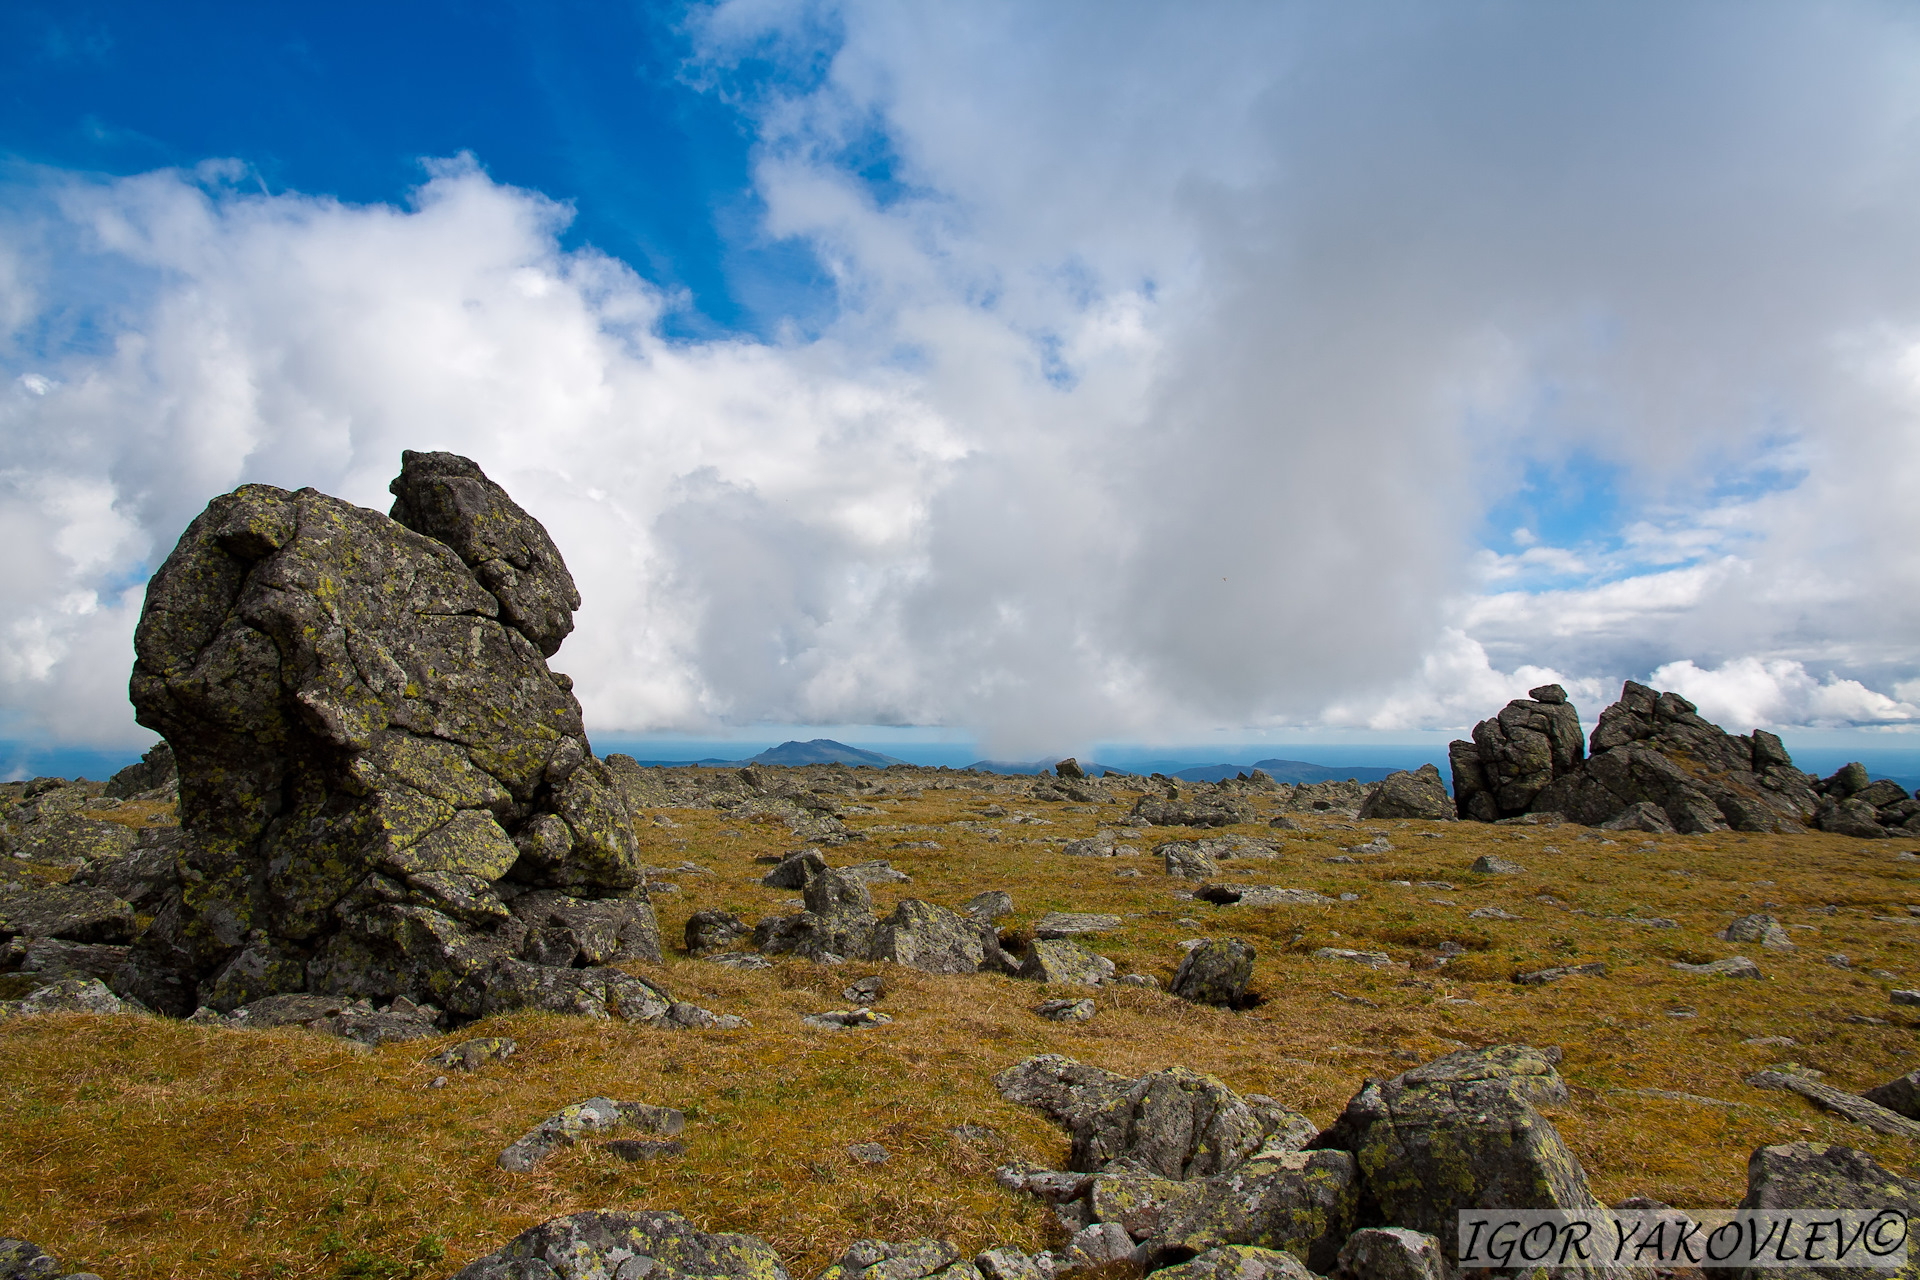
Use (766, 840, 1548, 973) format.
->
(124, 452, 661, 1017)
(1355, 765, 1454, 822)
(1151, 1245, 1317, 1280)
(815, 1238, 976, 1280)
(1728, 1143, 1920, 1280)
(1089, 1149, 1359, 1272)
(869, 899, 1001, 974)
(1313, 1044, 1598, 1262)
(1449, 685, 1585, 821)
(1017, 938, 1115, 987)
(1170, 938, 1255, 1007)
(452, 1209, 787, 1280)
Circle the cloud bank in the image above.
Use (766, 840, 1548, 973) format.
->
(5, 2, 1920, 754)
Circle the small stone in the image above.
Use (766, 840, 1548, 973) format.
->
(1671, 956, 1763, 979)
(847, 1142, 889, 1164)
(1743, 1036, 1796, 1046)
(1117, 973, 1159, 988)
(1892, 989, 1920, 1007)
(802, 1007, 894, 1030)
(427, 1036, 517, 1072)
(1467, 906, 1520, 921)
(1033, 912, 1122, 939)
(1313, 947, 1393, 968)
(843, 975, 886, 1003)
(1471, 855, 1525, 874)
(429, 1075, 449, 1088)
(966, 890, 1014, 921)
(1035, 998, 1096, 1022)
(1718, 913, 1794, 950)
(1826, 954, 1851, 969)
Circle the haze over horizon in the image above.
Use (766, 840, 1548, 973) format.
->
(5, 2, 1920, 769)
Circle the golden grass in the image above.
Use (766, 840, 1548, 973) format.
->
(5, 779, 1920, 1279)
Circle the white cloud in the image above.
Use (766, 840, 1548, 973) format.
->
(1649, 657, 1919, 732)
(5, 4, 1920, 751)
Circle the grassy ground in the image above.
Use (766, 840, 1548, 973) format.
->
(4, 777, 1919, 1279)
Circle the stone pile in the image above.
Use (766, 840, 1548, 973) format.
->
(1450, 680, 1919, 837)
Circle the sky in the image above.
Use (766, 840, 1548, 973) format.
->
(4, 1, 1920, 774)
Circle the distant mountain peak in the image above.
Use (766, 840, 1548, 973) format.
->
(747, 739, 907, 768)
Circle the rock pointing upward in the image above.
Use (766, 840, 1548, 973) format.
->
(124, 452, 664, 1018)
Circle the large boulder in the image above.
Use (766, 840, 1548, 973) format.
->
(1355, 765, 1454, 822)
(122, 452, 662, 1018)
(869, 900, 1007, 974)
(1089, 1151, 1359, 1272)
(452, 1209, 787, 1280)
(1313, 1045, 1600, 1263)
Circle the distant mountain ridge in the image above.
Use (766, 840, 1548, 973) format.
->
(622, 738, 908, 769)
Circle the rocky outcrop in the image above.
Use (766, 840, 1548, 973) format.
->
(1354, 766, 1453, 822)
(104, 742, 177, 799)
(118, 451, 676, 1019)
(1451, 681, 1861, 834)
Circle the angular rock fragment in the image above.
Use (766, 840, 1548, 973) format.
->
(428, 1036, 517, 1072)
(1033, 912, 1121, 939)
(1153, 1246, 1316, 1280)
(1719, 913, 1793, 950)
(1036, 998, 1095, 1022)
(497, 1097, 685, 1172)
(1017, 938, 1115, 987)
(1725, 1142, 1920, 1280)
(1332, 1227, 1448, 1280)
(1671, 956, 1762, 979)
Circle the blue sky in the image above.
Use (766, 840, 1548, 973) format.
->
(4, 1, 1920, 778)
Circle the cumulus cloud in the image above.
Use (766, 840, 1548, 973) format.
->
(5, 3, 1920, 752)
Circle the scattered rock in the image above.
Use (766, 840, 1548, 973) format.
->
(104, 741, 177, 799)
(1313, 948, 1392, 968)
(1196, 885, 1333, 907)
(428, 1036, 517, 1072)
(450, 1209, 786, 1280)
(1155, 1246, 1316, 1280)
(1469, 855, 1524, 874)
(761, 850, 829, 888)
(685, 910, 751, 954)
(1162, 843, 1222, 880)
(1465, 906, 1519, 921)
(817, 1238, 968, 1280)
(1034, 912, 1122, 939)
(497, 1097, 685, 1172)
(1, 975, 129, 1017)
(843, 975, 886, 1003)
(1356, 765, 1454, 822)
(1018, 939, 1116, 987)
(1599, 801, 1675, 833)
(1036, 998, 1095, 1022)
(0, 1238, 99, 1280)
(1130, 796, 1256, 828)
(1671, 956, 1762, 979)
(966, 891, 1014, 921)
(1513, 962, 1605, 985)
(1169, 938, 1255, 1007)
(1744, 1073, 1920, 1138)
(847, 1142, 890, 1165)
(802, 1008, 893, 1030)
(1718, 913, 1793, 950)
(1892, 989, 1920, 1007)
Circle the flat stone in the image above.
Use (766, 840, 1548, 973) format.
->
(1313, 948, 1392, 968)
(802, 1008, 893, 1030)
(1033, 912, 1122, 938)
(1036, 998, 1096, 1022)
(1671, 956, 1763, 979)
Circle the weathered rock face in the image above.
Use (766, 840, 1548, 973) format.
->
(1449, 685, 1585, 822)
(1453, 681, 1838, 834)
(1313, 1044, 1599, 1263)
(1355, 765, 1453, 822)
(123, 452, 660, 1017)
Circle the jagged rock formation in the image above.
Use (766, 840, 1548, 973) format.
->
(750, 868, 1014, 974)
(1450, 680, 1919, 836)
(118, 451, 671, 1019)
